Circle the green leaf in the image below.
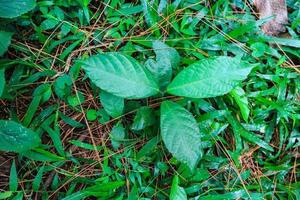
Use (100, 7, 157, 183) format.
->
(86, 109, 97, 121)
(81, 52, 159, 99)
(0, 120, 41, 152)
(54, 74, 72, 99)
(32, 165, 45, 191)
(23, 84, 52, 126)
(227, 114, 274, 152)
(41, 124, 65, 156)
(230, 87, 250, 122)
(0, 192, 12, 199)
(131, 106, 155, 131)
(21, 149, 65, 162)
(263, 36, 300, 48)
(145, 41, 180, 90)
(136, 136, 159, 160)
(170, 176, 187, 200)
(9, 160, 18, 191)
(67, 92, 85, 107)
(141, 0, 160, 27)
(0, 68, 4, 97)
(61, 191, 89, 200)
(100, 91, 124, 118)
(167, 56, 254, 98)
(250, 42, 267, 58)
(0, 31, 13, 56)
(0, 0, 36, 18)
(160, 101, 202, 169)
(110, 122, 125, 149)
(69, 140, 102, 151)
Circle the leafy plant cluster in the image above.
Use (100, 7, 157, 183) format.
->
(0, 0, 299, 199)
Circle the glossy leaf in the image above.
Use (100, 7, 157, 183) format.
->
(81, 52, 159, 99)
(160, 101, 202, 169)
(0, 0, 36, 18)
(0, 120, 41, 152)
(0, 31, 13, 56)
(145, 41, 180, 90)
(167, 56, 254, 98)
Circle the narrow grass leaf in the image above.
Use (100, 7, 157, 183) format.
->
(33, 165, 45, 191)
(9, 160, 18, 191)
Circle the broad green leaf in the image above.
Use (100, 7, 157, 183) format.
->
(100, 91, 124, 118)
(170, 176, 187, 200)
(110, 122, 125, 149)
(0, 68, 4, 97)
(86, 109, 97, 121)
(0, 0, 36, 18)
(250, 42, 267, 57)
(81, 53, 159, 99)
(141, 0, 160, 27)
(230, 87, 250, 122)
(145, 41, 180, 90)
(40, 18, 59, 31)
(131, 106, 155, 131)
(167, 56, 254, 98)
(160, 101, 202, 169)
(0, 120, 41, 152)
(9, 160, 18, 191)
(54, 74, 72, 99)
(0, 31, 13, 56)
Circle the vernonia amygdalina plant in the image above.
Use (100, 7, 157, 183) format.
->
(80, 41, 255, 170)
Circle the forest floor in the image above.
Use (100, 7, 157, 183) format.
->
(0, 0, 299, 199)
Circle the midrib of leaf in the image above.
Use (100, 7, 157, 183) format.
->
(84, 62, 159, 93)
(168, 67, 252, 92)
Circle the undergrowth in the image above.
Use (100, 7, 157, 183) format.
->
(0, 0, 299, 199)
